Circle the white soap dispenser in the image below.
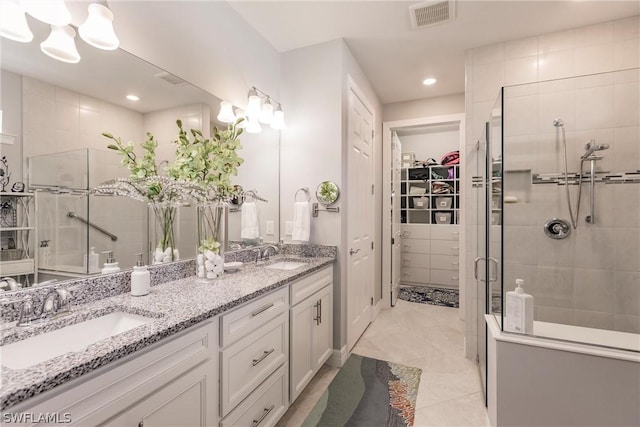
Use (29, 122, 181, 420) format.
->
(101, 251, 121, 274)
(131, 253, 150, 296)
(88, 247, 100, 274)
(506, 279, 534, 334)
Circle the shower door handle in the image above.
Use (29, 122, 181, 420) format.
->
(474, 257, 482, 280)
(488, 257, 499, 282)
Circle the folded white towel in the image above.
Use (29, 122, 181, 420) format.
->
(241, 202, 260, 239)
(292, 201, 311, 242)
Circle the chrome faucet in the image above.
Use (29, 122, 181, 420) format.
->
(261, 245, 279, 261)
(14, 287, 72, 326)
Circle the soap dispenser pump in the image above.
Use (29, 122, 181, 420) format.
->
(131, 253, 150, 296)
(101, 251, 121, 274)
(506, 278, 534, 334)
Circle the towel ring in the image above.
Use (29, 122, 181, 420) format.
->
(295, 187, 311, 202)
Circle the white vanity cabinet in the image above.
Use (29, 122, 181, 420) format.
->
(289, 267, 333, 401)
(9, 320, 218, 427)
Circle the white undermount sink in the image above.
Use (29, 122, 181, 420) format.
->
(0, 311, 154, 370)
(266, 261, 307, 271)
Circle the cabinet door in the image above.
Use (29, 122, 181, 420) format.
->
(105, 361, 216, 427)
(312, 285, 333, 370)
(290, 295, 315, 401)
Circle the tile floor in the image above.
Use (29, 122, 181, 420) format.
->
(277, 299, 491, 427)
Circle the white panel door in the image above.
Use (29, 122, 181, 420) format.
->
(391, 132, 402, 306)
(347, 86, 374, 350)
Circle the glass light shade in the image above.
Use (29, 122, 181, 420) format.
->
(216, 101, 236, 123)
(271, 109, 286, 130)
(78, 3, 119, 50)
(259, 98, 274, 124)
(24, 0, 71, 26)
(245, 116, 262, 134)
(40, 25, 80, 64)
(0, 0, 33, 42)
(234, 109, 247, 128)
(246, 88, 262, 119)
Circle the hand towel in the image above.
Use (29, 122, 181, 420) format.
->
(241, 202, 260, 239)
(292, 201, 311, 242)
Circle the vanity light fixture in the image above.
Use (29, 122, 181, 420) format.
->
(126, 94, 139, 101)
(78, 3, 119, 50)
(0, 0, 34, 43)
(24, 0, 71, 26)
(244, 86, 286, 132)
(40, 25, 80, 64)
(422, 77, 437, 86)
(217, 101, 236, 123)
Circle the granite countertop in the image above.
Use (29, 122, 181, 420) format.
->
(0, 255, 334, 411)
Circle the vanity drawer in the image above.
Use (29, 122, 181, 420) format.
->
(401, 253, 429, 269)
(290, 267, 332, 306)
(220, 364, 288, 427)
(401, 224, 430, 240)
(220, 313, 288, 416)
(400, 267, 430, 283)
(430, 269, 459, 286)
(430, 254, 459, 271)
(401, 239, 430, 254)
(221, 287, 288, 347)
(430, 239, 459, 256)
(430, 225, 460, 241)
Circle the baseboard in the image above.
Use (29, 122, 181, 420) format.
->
(374, 299, 383, 318)
(327, 345, 348, 368)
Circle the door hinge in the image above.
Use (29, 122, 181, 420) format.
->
(391, 237, 395, 245)
(371, 130, 374, 139)
(371, 241, 374, 250)
(371, 297, 374, 305)
(371, 184, 374, 195)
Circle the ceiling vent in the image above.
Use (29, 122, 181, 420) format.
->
(154, 71, 187, 86)
(409, 0, 455, 29)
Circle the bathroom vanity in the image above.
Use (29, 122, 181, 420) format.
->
(0, 247, 335, 427)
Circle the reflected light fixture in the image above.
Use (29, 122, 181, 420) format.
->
(217, 101, 236, 123)
(78, 3, 119, 50)
(126, 94, 139, 101)
(24, 0, 71, 26)
(0, 0, 34, 42)
(422, 77, 437, 86)
(40, 25, 80, 64)
(259, 97, 274, 124)
(271, 104, 286, 130)
(245, 116, 262, 134)
(246, 87, 262, 119)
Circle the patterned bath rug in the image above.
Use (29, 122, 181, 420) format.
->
(302, 354, 421, 427)
(398, 285, 459, 308)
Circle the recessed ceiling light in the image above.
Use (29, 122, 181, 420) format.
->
(126, 94, 139, 101)
(422, 78, 437, 86)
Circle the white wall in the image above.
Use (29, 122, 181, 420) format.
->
(280, 39, 382, 351)
(383, 94, 465, 122)
(464, 15, 640, 359)
(0, 70, 23, 187)
(398, 127, 460, 163)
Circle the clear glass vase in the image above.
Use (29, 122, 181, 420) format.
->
(196, 202, 226, 280)
(149, 203, 179, 264)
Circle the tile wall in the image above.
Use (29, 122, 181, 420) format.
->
(464, 15, 640, 357)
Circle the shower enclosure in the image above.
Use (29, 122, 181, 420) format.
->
(29, 148, 147, 277)
(475, 68, 640, 405)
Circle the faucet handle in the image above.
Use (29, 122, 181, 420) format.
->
(17, 297, 35, 326)
(57, 288, 71, 313)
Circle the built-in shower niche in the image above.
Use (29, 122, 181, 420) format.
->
(502, 169, 532, 204)
(28, 148, 146, 277)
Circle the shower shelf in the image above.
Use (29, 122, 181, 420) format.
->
(532, 170, 640, 185)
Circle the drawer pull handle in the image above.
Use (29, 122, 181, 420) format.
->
(452, 246, 459, 250)
(252, 348, 275, 366)
(451, 261, 459, 265)
(402, 273, 410, 277)
(313, 301, 320, 325)
(251, 303, 274, 317)
(403, 245, 410, 249)
(452, 276, 459, 280)
(252, 405, 275, 427)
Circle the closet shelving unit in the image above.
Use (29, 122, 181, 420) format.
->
(400, 165, 460, 225)
(0, 192, 38, 284)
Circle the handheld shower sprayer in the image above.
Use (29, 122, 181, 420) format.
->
(553, 118, 564, 127)
(581, 140, 610, 160)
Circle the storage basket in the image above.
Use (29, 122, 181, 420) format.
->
(412, 196, 428, 209)
(0, 206, 16, 227)
(435, 196, 452, 209)
(434, 211, 452, 224)
(0, 249, 24, 261)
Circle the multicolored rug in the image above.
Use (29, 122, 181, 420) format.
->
(399, 285, 459, 308)
(302, 354, 421, 427)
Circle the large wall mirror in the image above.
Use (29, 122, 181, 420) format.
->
(0, 15, 280, 286)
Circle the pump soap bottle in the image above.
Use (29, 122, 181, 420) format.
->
(506, 278, 534, 334)
(101, 251, 121, 274)
(131, 253, 150, 296)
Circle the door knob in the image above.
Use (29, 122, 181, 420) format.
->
(349, 248, 360, 255)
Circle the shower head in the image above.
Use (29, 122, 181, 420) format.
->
(581, 140, 610, 159)
(553, 119, 564, 127)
